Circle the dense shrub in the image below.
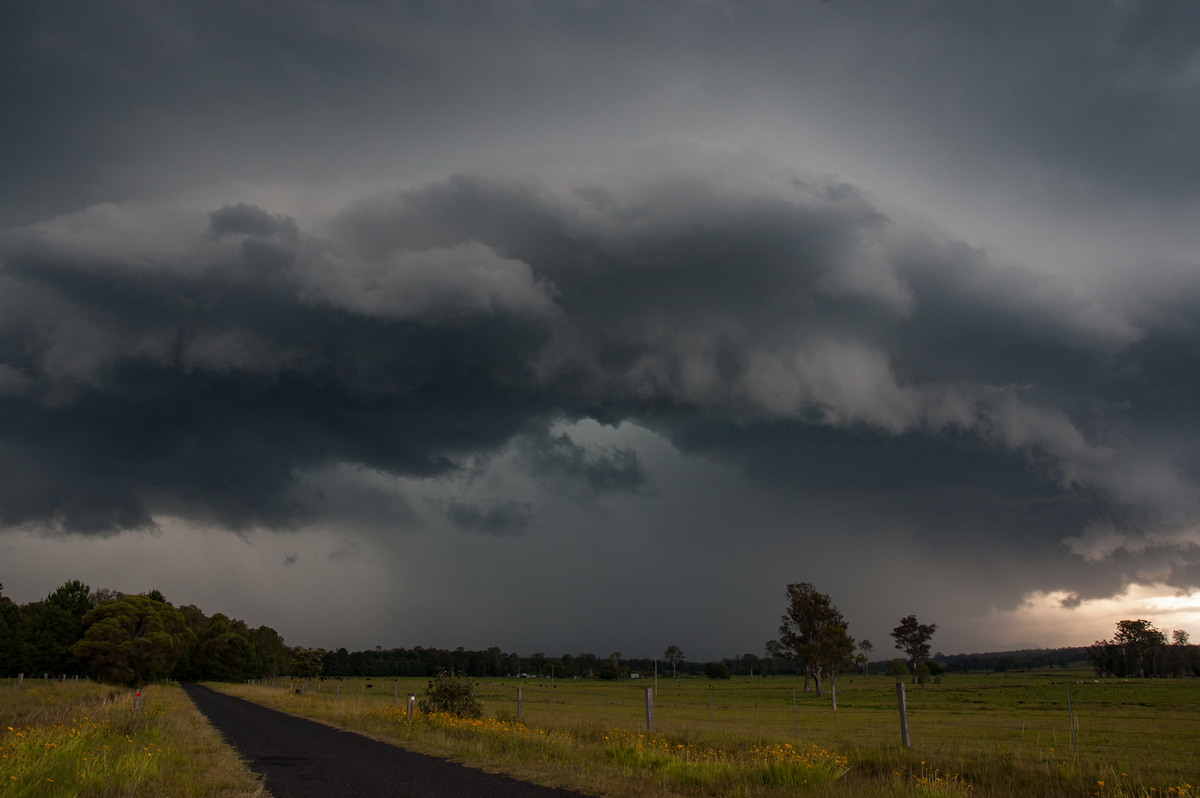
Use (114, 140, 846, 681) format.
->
(418, 668, 483, 717)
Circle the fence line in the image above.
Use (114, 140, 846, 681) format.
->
(241, 675, 1195, 762)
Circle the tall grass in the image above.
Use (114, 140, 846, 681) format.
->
(217, 674, 1200, 798)
(0, 679, 264, 797)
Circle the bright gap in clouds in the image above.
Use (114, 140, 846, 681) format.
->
(984, 585, 1200, 651)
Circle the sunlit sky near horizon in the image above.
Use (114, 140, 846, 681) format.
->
(4, 1, 1200, 660)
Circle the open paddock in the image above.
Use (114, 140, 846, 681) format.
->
(230, 672, 1200, 797)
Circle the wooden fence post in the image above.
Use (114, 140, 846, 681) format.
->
(645, 688, 654, 731)
(1066, 686, 1078, 754)
(517, 686, 523, 720)
(896, 682, 910, 748)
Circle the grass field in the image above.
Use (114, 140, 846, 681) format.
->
(0, 679, 265, 797)
(218, 670, 1200, 798)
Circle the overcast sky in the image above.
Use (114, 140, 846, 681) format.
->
(4, 0, 1200, 660)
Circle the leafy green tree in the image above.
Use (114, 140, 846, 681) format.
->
(815, 622, 857, 706)
(771, 582, 853, 698)
(1089, 619, 1169, 677)
(418, 668, 482, 717)
(191, 614, 261, 682)
(73, 595, 193, 685)
(48, 580, 95, 617)
(0, 585, 25, 675)
(207, 633, 259, 682)
(290, 647, 325, 678)
(171, 604, 212, 680)
(1112, 619, 1167, 677)
(22, 580, 96, 676)
(663, 645, 685, 678)
(891, 614, 938, 682)
(250, 625, 290, 678)
(323, 647, 352, 677)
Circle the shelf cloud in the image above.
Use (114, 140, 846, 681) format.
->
(4, 0, 1199, 656)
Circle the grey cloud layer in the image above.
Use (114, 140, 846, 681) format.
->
(6, 1, 1199, 226)
(2, 149, 1198, 602)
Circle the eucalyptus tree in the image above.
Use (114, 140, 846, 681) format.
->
(770, 582, 855, 699)
(891, 614, 938, 681)
(663, 645, 685, 678)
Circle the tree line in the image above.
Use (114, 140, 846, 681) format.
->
(0, 581, 289, 686)
(5, 579, 1194, 687)
(935, 647, 1090, 673)
(1087, 619, 1198, 677)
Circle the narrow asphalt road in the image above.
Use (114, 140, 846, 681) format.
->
(182, 684, 593, 798)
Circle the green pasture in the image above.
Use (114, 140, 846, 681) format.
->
(252, 671, 1199, 794)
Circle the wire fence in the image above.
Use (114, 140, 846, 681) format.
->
(250, 674, 1200, 767)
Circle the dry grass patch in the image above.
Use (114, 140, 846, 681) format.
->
(0, 679, 265, 797)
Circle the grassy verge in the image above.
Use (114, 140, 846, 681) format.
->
(0, 679, 265, 797)
(214, 675, 1200, 798)
(210, 682, 851, 798)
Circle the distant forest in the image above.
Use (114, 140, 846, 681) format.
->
(3, 580, 1197, 685)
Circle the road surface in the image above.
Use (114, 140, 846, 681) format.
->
(183, 684, 593, 798)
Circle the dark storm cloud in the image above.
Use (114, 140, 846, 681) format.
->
(442, 499, 534, 538)
(0, 198, 560, 533)
(5, 0, 1200, 655)
(518, 434, 652, 497)
(3, 145, 1200, 610)
(209, 204, 297, 239)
